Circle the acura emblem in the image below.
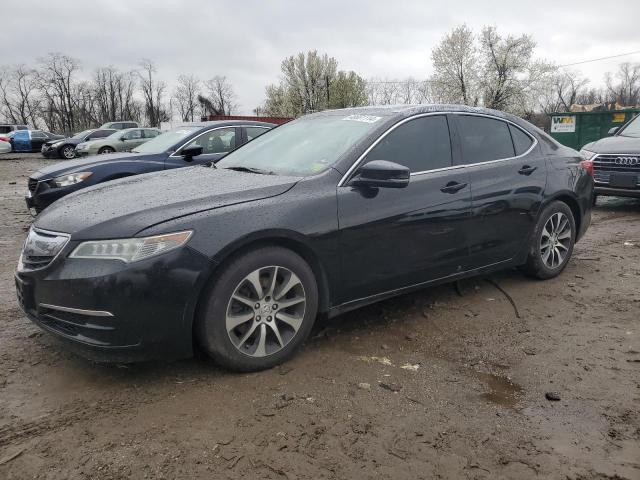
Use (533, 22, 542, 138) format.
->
(615, 156, 639, 166)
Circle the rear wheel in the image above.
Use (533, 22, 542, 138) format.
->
(520, 201, 576, 280)
(98, 146, 115, 154)
(60, 145, 75, 159)
(196, 246, 318, 371)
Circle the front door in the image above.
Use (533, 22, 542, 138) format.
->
(165, 127, 239, 169)
(451, 114, 547, 268)
(337, 114, 472, 302)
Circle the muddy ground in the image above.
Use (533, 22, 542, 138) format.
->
(0, 153, 638, 480)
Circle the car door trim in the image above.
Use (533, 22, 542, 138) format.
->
(169, 125, 242, 158)
(338, 112, 538, 185)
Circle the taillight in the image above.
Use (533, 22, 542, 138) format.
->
(580, 160, 594, 177)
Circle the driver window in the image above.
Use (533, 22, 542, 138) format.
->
(364, 115, 452, 173)
(185, 128, 236, 154)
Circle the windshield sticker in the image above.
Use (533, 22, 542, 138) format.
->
(342, 114, 382, 124)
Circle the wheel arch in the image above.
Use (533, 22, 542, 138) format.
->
(193, 230, 332, 326)
(544, 191, 582, 236)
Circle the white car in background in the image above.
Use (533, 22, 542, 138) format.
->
(0, 140, 11, 154)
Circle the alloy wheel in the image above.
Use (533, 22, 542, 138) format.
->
(62, 146, 75, 159)
(540, 212, 572, 269)
(225, 266, 306, 357)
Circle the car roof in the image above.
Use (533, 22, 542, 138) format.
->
(311, 103, 529, 126)
(173, 120, 276, 128)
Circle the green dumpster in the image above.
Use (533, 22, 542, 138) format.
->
(548, 109, 640, 150)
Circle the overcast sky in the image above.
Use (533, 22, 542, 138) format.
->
(3, 0, 640, 114)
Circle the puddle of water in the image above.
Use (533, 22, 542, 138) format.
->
(472, 371, 523, 408)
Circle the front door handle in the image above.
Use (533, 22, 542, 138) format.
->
(440, 181, 468, 194)
(518, 165, 537, 175)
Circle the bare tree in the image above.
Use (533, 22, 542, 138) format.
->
(430, 24, 478, 105)
(173, 74, 200, 121)
(138, 59, 169, 127)
(0, 65, 42, 127)
(201, 76, 237, 116)
(479, 26, 554, 113)
(36, 53, 82, 133)
(93, 66, 139, 124)
(605, 62, 640, 106)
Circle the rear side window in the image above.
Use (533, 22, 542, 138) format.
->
(31, 131, 47, 139)
(246, 127, 269, 141)
(123, 123, 137, 129)
(509, 125, 534, 155)
(457, 115, 515, 164)
(365, 115, 452, 173)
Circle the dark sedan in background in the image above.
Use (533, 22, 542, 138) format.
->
(41, 128, 117, 159)
(580, 113, 640, 201)
(26, 120, 274, 214)
(10, 130, 65, 152)
(15, 105, 593, 371)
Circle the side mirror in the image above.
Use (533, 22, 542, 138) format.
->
(120, 137, 127, 141)
(349, 160, 410, 189)
(608, 127, 619, 136)
(181, 144, 203, 161)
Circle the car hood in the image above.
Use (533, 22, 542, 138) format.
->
(583, 135, 640, 154)
(44, 137, 80, 147)
(31, 151, 154, 179)
(35, 166, 300, 240)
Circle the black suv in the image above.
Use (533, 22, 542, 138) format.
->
(580, 114, 640, 201)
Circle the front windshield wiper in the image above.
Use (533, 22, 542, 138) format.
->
(224, 166, 275, 175)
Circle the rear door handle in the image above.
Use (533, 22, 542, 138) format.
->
(518, 165, 537, 175)
(440, 181, 468, 194)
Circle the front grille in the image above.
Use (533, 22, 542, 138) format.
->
(18, 228, 70, 271)
(593, 154, 640, 188)
(28, 178, 38, 192)
(593, 154, 640, 173)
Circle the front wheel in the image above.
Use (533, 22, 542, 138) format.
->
(98, 146, 115, 154)
(60, 145, 76, 159)
(196, 246, 318, 371)
(520, 201, 576, 280)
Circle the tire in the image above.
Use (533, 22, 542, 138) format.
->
(98, 146, 115, 154)
(59, 145, 76, 159)
(195, 246, 318, 372)
(520, 200, 576, 280)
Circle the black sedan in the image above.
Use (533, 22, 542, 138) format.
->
(41, 128, 117, 159)
(15, 105, 593, 371)
(26, 120, 274, 214)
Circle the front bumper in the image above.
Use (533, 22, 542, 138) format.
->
(15, 244, 214, 363)
(25, 180, 85, 213)
(594, 185, 640, 198)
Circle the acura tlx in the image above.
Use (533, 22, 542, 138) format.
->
(15, 105, 593, 371)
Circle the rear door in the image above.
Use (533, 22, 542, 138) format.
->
(337, 114, 472, 301)
(165, 127, 239, 168)
(451, 114, 546, 268)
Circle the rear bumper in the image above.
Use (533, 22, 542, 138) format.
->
(15, 245, 215, 363)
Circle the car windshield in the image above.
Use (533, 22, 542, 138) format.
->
(72, 130, 92, 139)
(618, 115, 640, 138)
(132, 126, 201, 154)
(217, 114, 384, 176)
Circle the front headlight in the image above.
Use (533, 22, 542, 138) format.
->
(579, 149, 596, 160)
(69, 231, 192, 263)
(50, 172, 93, 187)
